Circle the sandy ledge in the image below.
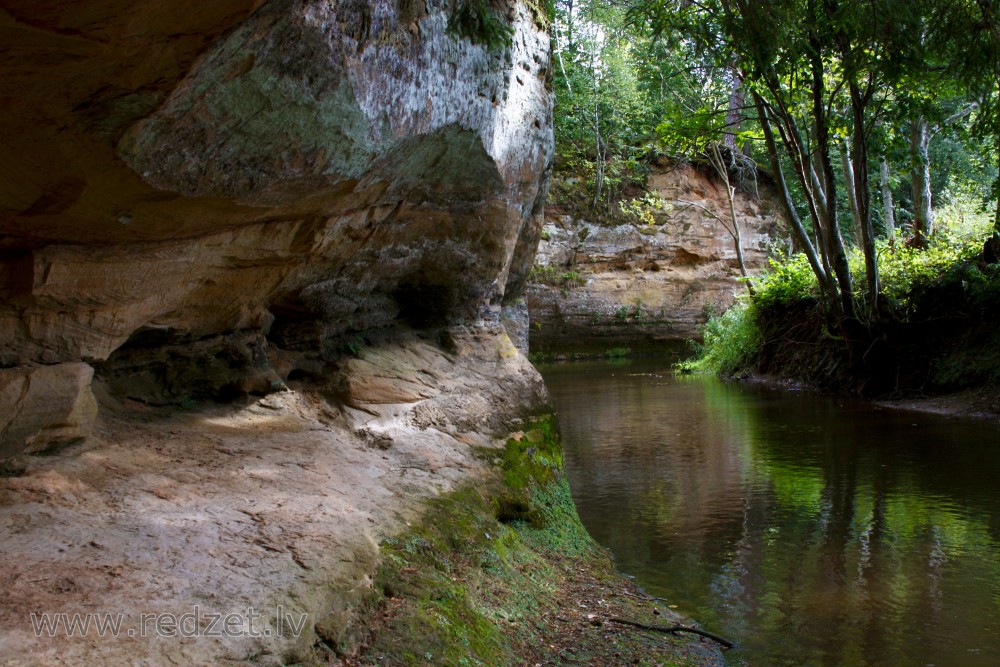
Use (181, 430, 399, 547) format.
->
(0, 327, 548, 666)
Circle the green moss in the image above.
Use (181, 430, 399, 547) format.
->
(350, 415, 719, 666)
(362, 415, 597, 665)
(498, 418, 562, 491)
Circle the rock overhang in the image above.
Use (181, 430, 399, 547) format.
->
(0, 0, 553, 458)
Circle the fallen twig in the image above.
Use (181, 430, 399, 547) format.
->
(608, 617, 735, 649)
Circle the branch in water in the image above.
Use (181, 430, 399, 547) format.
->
(607, 617, 736, 649)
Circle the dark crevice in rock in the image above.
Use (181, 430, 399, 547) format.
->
(393, 281, 457, 329)
(94, 329, 282, 406)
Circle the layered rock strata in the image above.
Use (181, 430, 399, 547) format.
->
(0, 0, 552, 457)
(527, 163, 783, 353)
(0, 0, 552, 663)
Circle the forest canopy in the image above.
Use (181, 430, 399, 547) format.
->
(552, 0, 1000, 334)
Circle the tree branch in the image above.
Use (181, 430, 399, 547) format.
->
(608, 617, 736, 649)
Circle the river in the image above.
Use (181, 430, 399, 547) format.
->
(538, 357, 1000, 667)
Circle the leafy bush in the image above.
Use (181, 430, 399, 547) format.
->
(618, 193, 668, 226)
(868, 195, 993, 312)
(677, 298, 760, 375)
(682, 190, 996, 378)
(750, 253, 818, 309)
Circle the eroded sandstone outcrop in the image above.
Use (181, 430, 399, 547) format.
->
(527, 163, 784, 353)
(0, 0, 553, 663)
(0, 328, 548, 665)
(0, 0, 552, 457)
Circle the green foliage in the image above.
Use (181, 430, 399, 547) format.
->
(750, 254, 819, 309)
(618, 192, 667, 226)
(527, 350, 556, 363)
(527, 264, 560, 284)
(677, 298, 760, 376)
(682, 189, 996, 379)
(861, 193, 993, 312)
(603, 346, 632, 358)
(448, 0, 515, 50)
(527, 264, 587, 288)
(523, 0, 554, 28)
(613, 303, 644, 324)
(552, 0, 661, 211)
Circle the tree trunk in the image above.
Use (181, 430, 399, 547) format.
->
(848, 81, 880, 315)
(995, 129, 1000, 233)
(910, 115, 933, 240)
(880, 157, 896, 242)
(591, 53, 603, 210)
(840, 139, 864, 247)
(724, 70, 744, 152)
(765, 91, 833, 283)
(554, 23, 572, 96)
(753, 92, 830, 297)
(708, 144, 749, 283)
(808, 17, 855, 321)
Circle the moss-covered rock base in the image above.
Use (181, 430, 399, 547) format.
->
(330, 416, 724, 666)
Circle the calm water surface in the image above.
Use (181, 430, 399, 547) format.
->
(539, 358, 1000, 667)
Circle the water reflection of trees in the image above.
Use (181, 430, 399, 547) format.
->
(544, 361, 1000, 667)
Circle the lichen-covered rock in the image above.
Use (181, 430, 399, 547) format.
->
(501, 299, 530, 353)
(0, 0, 553, 458)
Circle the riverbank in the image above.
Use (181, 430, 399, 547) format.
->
(734, 372, 1000, 423)
(0, 328, 724, 666)
(338, 416, 725, 667)
(670, 239, 1000, 424)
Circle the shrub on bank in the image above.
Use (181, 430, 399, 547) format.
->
(680, 193, 999, 388)
(677, 298, 760, 375)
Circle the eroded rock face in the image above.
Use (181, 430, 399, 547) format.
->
(0, 326, 548, 665)
(0, 0, 553, 457)
(0, 363, 97, 460)
(528, 163, 784, 352)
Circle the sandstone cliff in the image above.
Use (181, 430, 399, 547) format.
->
(527, 162, 784, 353)
(0, 1, 553, 663)
(0, 0, 551, 458)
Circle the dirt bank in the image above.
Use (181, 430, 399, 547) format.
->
(741, 373, 1000, 422)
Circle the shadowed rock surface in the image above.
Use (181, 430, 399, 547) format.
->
(0, 1, 554, 663)
(1, 0, 552, 455)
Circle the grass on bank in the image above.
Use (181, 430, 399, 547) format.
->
(679, 194, 1000, 379)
